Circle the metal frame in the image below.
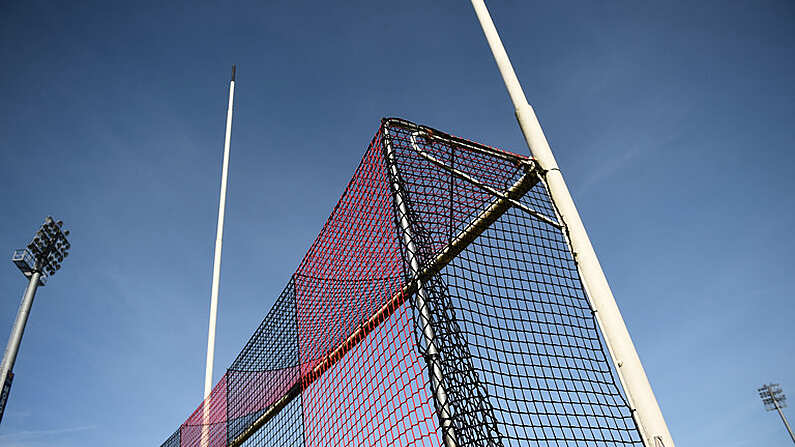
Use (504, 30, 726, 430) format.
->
(226, 121, 540, 447)
(384, 126, 458, 447)
(11, 249, 47, 286)
(408, 131, 560, 229)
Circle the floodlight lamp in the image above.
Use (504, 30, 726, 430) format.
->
(12, 216, 71, 281)
(759, 383, 789, 411)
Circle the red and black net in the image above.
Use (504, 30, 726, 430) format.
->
(159, 118, 644, 447)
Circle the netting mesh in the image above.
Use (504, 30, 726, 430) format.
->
(159, 118, 643, 447)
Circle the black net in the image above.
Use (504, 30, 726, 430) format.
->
(159, 118, 643, 447)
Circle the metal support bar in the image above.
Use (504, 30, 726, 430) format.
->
(470, 2, 674, 446)
(0, 272, 42, 423)
(226, 141, 539, 447)
(409, 132, 561, 229)
(384, 127, 458, 447)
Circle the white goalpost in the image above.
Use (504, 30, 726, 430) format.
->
(160, 6, 678, 447)
(470, 2, 674, 446)
(202, 65, 236, 447)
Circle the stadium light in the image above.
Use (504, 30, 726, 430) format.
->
(759, 383, 795, 444)
(0, 216, 71, 424)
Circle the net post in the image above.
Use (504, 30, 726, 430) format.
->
(470, 1, 674, 446)
(382, 126, 459, 447)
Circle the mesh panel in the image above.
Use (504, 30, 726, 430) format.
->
(158, 118, 643, 447)
(227, 279, 300, 444)
(160, 430, 180, 447)
(238, 396, 304, 447)
(440, 200, 642, 445)
(180, 374, 228, 447)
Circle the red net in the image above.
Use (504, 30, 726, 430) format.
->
(159, 118, 643, 447)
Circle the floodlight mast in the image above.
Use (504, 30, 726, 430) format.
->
(469, 1, 674, 446)
(0, 216, 71, 425)
(759, 383, 795, 444)
(202, 64, 236, 447)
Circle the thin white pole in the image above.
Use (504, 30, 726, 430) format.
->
(201, 65, 235, 446)
(469, 2, 674, 447)
(205, 65, 236, 399)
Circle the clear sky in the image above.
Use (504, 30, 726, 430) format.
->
(1, 0, 793, 446)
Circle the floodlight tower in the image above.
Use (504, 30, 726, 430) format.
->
(0, 216, 71, 424)
(759, 383, 795, 444)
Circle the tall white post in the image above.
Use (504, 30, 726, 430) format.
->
(469, 2, 674, 446)
(202, 65, 236, 445)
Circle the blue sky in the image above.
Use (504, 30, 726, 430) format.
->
(0, 0, 793, 446)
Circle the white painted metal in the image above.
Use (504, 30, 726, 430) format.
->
(384, 128, 458, 447)
(202, 66, 235, 446)
(469, 2, 674, 446)
(204, 66, 236, 400)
